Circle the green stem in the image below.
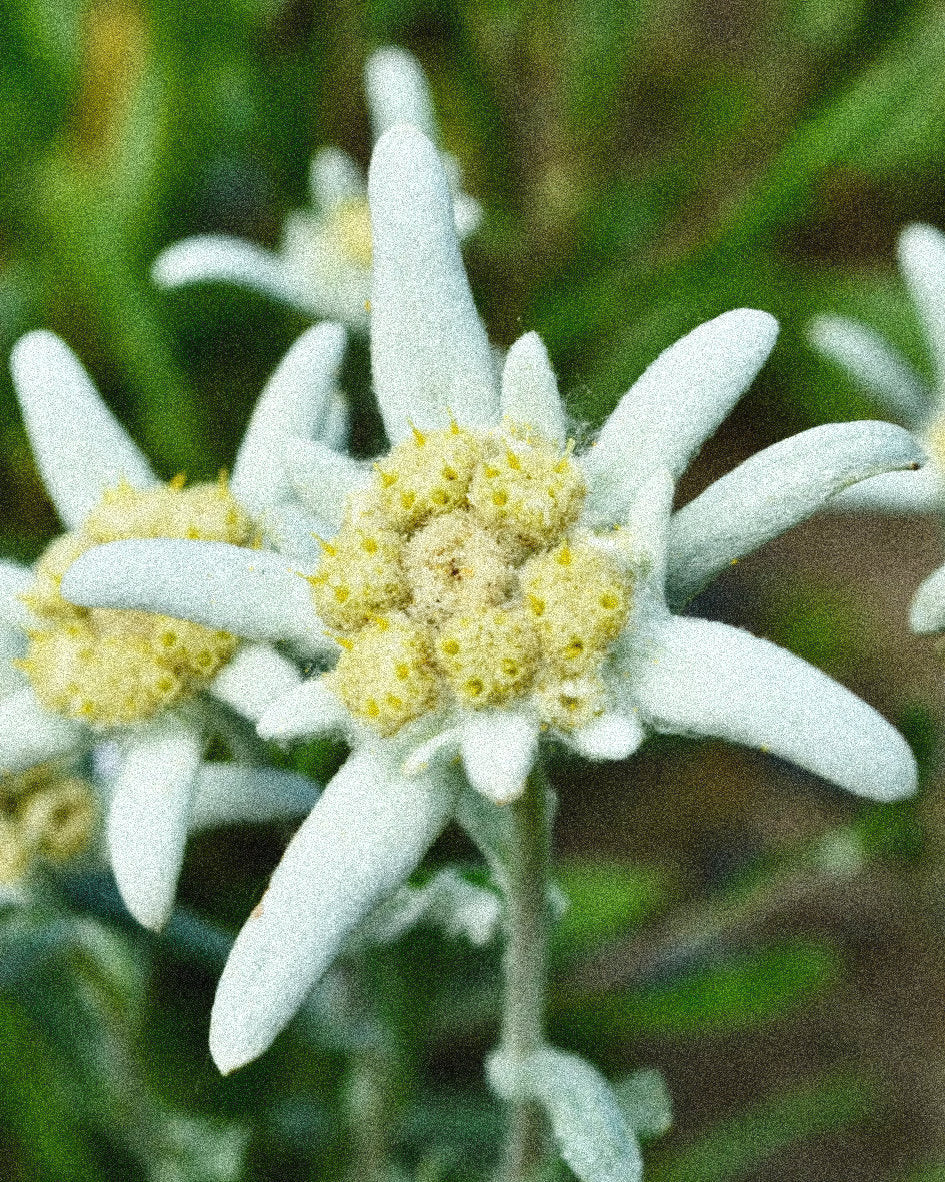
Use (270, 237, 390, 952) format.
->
(497, 771, 552, 1182)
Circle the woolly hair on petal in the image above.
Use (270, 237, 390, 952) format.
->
(60, 539, 331, 658)
(209, 750, 454, 1073)
(581, 309, 779, 526)
(108, 719, 203, 931)
(633, 615, 917, 803)
(231, 323, 347, 516)
(567, 712, 645, 761)
(151, 234, 301, 305)
(0, 688, 83, 774)
(368, 124, 498, 441)
(898, 223, 945, 383)
(500, 332, 567, 445)
(10, 331, 156, 529)
(365, 47, 437, 140)
(807, 314, 931, 428)
(666, 420, 925, 606)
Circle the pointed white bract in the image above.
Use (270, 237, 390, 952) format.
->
(151, 48, 479, 331)
(807, 315, 930, 428)
(209, 750, 454, 1073)
(910, 565, 945, 634)
(190, 764, 319, 830)
(500, 332, 567, 445)
(61, 540, 329, 657)
(231, 324, 347, 516)
(0, 688, 83, 774)
(108, 720, 203, 930)
(209, 643, 302, 724)
(807, 222, 945, 636)
(284, 437, 368, 527)
(369, 125, 497, 439)
(667, 421, 924, 606)
(899, 223, 945, 384)
(460, 712, 539, 804)
(581, 310, 779, 525)
(10, 331, 156, 529)
(151, 235, 300, 305)
(364, 46, 436, 139)
(256, 677, 348, 742)
(632, 616, 916, 803)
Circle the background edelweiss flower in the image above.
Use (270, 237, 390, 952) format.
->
(808, 222, 945, 636)
(150, 47, 480, 330)
(0, 327, 342, 930)
(62, 125, 922, 1073)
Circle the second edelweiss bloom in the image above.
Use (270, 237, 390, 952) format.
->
(809, 223, 945, 635)
(151, 47, 480, 329)
(63, 126, 922, 1073)
(1, 326, 344, 928)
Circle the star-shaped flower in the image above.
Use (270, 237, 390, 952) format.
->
(1, 326, 343, 928)
(808, 222, 945, 634)
(151, 47, 480, 330)
(62, 126, 922, 1072)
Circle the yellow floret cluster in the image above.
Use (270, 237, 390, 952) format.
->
(19, 477, 255, 728)
(0, 763, 97, 884)
(308, 424, 631, 736)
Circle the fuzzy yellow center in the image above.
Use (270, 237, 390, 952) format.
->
(308, 425, 631, 736)
(326, 198, 373, 270)
(18, 477, 254, 728)
(0, 764, 98, 884)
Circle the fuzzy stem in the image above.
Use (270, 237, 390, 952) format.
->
(497, 771, 552, 1182)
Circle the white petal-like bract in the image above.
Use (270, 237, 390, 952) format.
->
(365, 46, 437, 140)
(284, 437, 368, 528)
(369, 125, 498, 440)
(190, 764, 319, 830)
(256, 677, 349, 742)
(209, 642, 302, 724)
(0, 687, 83, 774)
(832, 465, 945, 514)
(309, 147, 365, 211)
(460, 712, 539, 804)
(151, 234, 301, 307)
(231, 324, 347, 516)
(209, 749, 453, 1072)
(108, 719, 203, 930)
(910, 564, 945, 634)
(633, 616, 917, 803)
(500, 332, 567, 445)
(898, 223, 945, 385)
(10, 331, 156, 529)
(567, 712, 645, 761)
(808, 314, 931, 428)
(61, 539, 330, 658)
(667, 421, 925, 605)
(582, 310, 779, 525)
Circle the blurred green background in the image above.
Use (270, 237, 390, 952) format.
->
(3, 0, 945, 1178)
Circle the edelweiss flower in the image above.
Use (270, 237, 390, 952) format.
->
(0, 327, 343, 928)
(62, 126, 921, 1073)
(808, 222, 945, 634)
(151, 47, 480, 330)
